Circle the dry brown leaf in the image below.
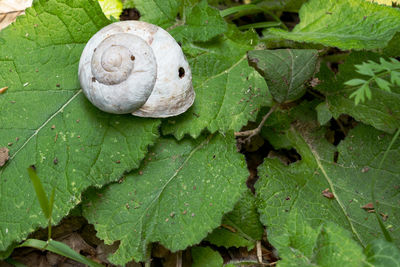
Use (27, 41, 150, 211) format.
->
(0, 0, 32, 30)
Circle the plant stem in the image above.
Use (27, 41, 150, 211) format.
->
(238, 21, 282, 30)
(256, 241, 262, 263)
(176, 251, 182, 267)
(48, 218, 52, 241)
(220, 5, 288, 31)
(235, 104, 278, 142)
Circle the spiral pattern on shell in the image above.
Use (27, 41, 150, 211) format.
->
(78, 21, 195, 117)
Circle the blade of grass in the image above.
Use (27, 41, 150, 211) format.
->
(27, 166, 50, 219)
(238, 21, 282, 30)
(19, 239, 104, 267)
(220, 4, 287, 30)
(48, 188, 56, 240)
(220, 4, 261, 17)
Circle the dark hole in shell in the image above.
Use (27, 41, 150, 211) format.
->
(130, 55, 135, 61)
(179, 67, 185, 78)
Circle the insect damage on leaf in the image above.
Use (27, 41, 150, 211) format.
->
(0, 147, 9, 167)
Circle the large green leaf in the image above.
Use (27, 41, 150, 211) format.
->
(134, 0, 227, 43)
(316, 52, 400, 133)
(0, 0, 160, 253)
(162, 27, 271, 139)
(83, 133, 248, 264)
(98, 0, 123, 19)
(272, 216, 366, 267)
(365, 239, 400, 267)
(132, 0, 181, 28)
(248, 49, 318, 103)
(192, 246, 223, 267)
(169, 0, 228, 42)
(269, 0, 400, 50)
(205, 189, 263, 250)
(256, 123, 400, 262)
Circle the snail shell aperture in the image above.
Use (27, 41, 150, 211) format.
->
(78, 21, 195, 118)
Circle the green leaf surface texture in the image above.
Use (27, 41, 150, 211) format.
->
(98, 0, 123, 19)
(316, 52, 400, 133)
(132, 0, 181, 28)
(0, 0, 160, 252)
(163, 27, 271, 139)
(269, 0, 400, 50)
(276, 220, 366, 267)
(315, 102, 332, 126)
(248, 49, 318, 103)
(206, 189, 263, 250)
(169, 0, 228, 42)
(191, 246, 223, 267)
(256, 123, 400, 263)
(83, 134, 248, 264)
(364, 239, 400, 267)
(134, 0, 227, 43)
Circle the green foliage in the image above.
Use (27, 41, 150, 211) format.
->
(1, 0, 400, 265)
(274, 219, 366, 267)
(27, 166, 54, 222)
(315, 102, 332, 126)
(191, 246, 223, 267)
(132, 0, 272, 140)
(18, 239, 103, 267)
(256, 122, 400, 263)
(345, 57, 400, 104)
(162, 26, 271, 140)
(169, 0, 228, 42)
(83, 134, 248, 264)
(98, 0, 123, 19)
(247, 49, 318, 103)
(364, 239, 400, 266)
(316, 52, 400, 133)
(24, 168, 103, 267)
(0, 0, 160, 253)
(269, 0, 400, 50)
(205, 190, 264, 250)
(132, 0, 181, 27)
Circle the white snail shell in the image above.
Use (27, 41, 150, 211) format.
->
(78, 21, 195, 118)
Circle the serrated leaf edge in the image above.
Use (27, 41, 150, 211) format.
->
(105, 134, 216, 262)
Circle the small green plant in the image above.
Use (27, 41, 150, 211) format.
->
(345, 57, 400, 104)
(14, 166, 104, 267)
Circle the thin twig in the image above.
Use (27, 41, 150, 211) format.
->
(336, 118, 347, 136)
(235, 104, 278, 142)
(256, 241, 262, 263)
(176, 251, 182, 267)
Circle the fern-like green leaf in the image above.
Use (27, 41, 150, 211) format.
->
(391, 71, 400, 86)
(375, 77, 391, 92)
(356, 63, 375, 76)
(345, 57, 400, 104)
(344, 79, 366, 86)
